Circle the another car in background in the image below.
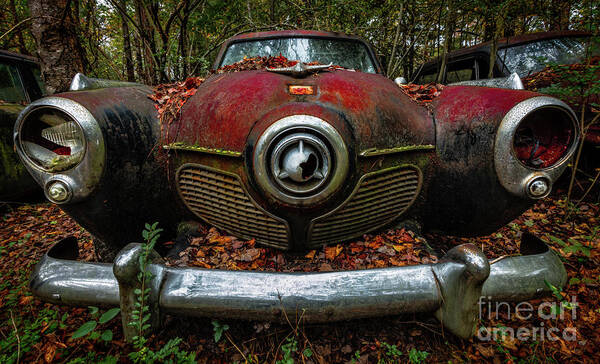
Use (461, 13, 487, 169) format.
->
(412, 31, 599, 148)
(0, 50, 45, 200)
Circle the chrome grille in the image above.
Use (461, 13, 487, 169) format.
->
(308, 166, 421, 246)
(178, 164, 290, 248)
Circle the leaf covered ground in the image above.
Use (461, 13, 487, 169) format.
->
(0, 196, 599, 363)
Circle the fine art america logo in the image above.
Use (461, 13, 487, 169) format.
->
(477, 296, 578, 342)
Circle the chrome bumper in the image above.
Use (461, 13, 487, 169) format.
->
(30, 234, 566, 340)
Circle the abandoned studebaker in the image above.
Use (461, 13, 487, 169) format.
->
(16, 30, 578, 339)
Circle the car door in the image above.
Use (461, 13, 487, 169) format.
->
(0, 57, 41, 199)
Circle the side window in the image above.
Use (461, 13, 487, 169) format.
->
(31, 67, 46, 97)
(418, 69, 440, 84)
(445, 59, 476, 83)
(476, 57, 490, 79)
(0, 62, 27, 103)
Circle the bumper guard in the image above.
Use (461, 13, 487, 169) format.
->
(30, 233, 566, 340)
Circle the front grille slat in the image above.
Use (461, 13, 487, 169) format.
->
(181, 188, 279, 224)
(312, 195, 416, 228)
(178, 164, 290, 249)
(309, 166, 421, 246)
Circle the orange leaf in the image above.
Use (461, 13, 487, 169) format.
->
(19, 295, 33, 305)
(325, 245, 343, 260)
(44, 344, 56, 363)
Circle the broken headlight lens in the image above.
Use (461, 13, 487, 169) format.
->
(19, 108, 86, 172)
(513, 107, 574, 169)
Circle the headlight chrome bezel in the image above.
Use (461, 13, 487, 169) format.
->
(494, 96, 580, 199)
(14, 97, 105, 204)
(253, 115, 349, 205)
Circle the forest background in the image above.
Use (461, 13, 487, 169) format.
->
(1, 0, 598, 93)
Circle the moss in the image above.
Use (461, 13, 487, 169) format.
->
(162, 142, 242, 157)
(359, 144, 435, 157)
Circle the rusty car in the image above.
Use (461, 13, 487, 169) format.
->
(16, 30, 579, 339)
(0, 49, 45, 201)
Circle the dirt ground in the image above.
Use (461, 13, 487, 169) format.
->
(0, 194, 598, 363)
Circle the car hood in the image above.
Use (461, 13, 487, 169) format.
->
(167, 69, 435, 153)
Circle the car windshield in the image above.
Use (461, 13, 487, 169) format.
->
(220, 37, 377, 73)
(497, 37, 595, 77)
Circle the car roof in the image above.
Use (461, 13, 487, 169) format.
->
(0, 49, 39, 65)
(213, 29, 383, 74)
(418, 30, 591, 70)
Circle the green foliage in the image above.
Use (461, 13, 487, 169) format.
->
(72, 306, 120, 341)
(303, 347, 313, 358)
(127, 223, 196, 364)
(381, 341, 402, 358)
(548, 235, 592, 258)
(351, 350, 362, 363)
(277, 337, 298, 364)
(67, 352, 119, 364)
(0, 308, 60, 364)
(544, 279, 577, 314)
(99, 307, 121, 324)
(409, 348, 430, 363)
(72, 320, 98, 339)
(212, 320, 229, 343)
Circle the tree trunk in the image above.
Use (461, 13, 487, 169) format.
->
(28, 0, 87, 94)
(179, 12, 190, 79)
(436, 0, 454, 83)
(488, 14, 505, 78)
(120, 0, 135, 82)
(133, 0, 156, 84)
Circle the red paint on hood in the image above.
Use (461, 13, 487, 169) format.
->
(169, 69, 435, 153)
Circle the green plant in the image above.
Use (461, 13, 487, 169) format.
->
(67, 352, 119, 364)
(350, 350, 361, 364)
(0, 308, 61, 364)
(545, 280, 577, 312)
(212, 320, 229, 343)
(277, 336, 298, 364)
(378, 341, 402, 363)
(548, 235, 591, 258)
(72, 306, 120, 341)
(127, 222, 196, 364)
(302, 347, 313, 358)
(408, 348, 430, 363)
(382, 342, 402, 357)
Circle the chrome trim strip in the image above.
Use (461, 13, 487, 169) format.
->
(450, 72, 524, 90)
(69, 73, 142, 91)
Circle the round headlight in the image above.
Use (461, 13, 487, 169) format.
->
(18, 107, 86, 172)
(513, 107, 575, 169)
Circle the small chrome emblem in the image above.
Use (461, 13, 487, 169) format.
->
(267, 62, 332, 78)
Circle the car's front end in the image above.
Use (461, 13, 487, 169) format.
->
(15, 30, 580, 339)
